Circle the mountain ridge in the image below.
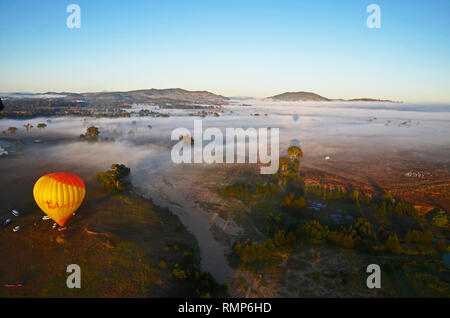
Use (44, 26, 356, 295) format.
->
(268, 91, 398, 103)
(0, 88, 229, 105)
(268, 91, 330, 102)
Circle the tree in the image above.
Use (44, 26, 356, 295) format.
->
(280, 193, 306, 210)
(24, 123, 33, 134)
(274, 230, 286, 247)
(279, 156, 290, 173)
(172, 267, 187, 280)
(349, 190, 361, 208)
(433, 210, 448, 228)
(285, 232, 296, 247)
(80, 126, 99, 141)
(385, 233, 401, 253)
(37, 123, 47, 130)
(277, 146, 304, 181)
(291, 196, 306, 209)
(381, 192, 395, 204)
(287, 145, 303, 161)
(159, 260, 168, 269)
(97, 164, 131, 192)
(86, 126, 99, 138)
(7, 127, 18, 134)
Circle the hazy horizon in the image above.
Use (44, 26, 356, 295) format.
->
(2, 89, 450, 105)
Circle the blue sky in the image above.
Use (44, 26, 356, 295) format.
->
(0, 0, 449, 102)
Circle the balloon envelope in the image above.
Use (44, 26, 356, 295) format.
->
(33, 173, 86, 226)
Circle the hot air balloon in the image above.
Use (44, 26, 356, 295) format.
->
(33, 173, 86, 226)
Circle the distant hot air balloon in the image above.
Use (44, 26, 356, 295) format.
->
(33, 173, 86, 226)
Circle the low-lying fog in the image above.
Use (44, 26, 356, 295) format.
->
(2, 99, 450, 164)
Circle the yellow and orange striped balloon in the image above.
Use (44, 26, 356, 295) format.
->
(33, 173, 86, 226)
